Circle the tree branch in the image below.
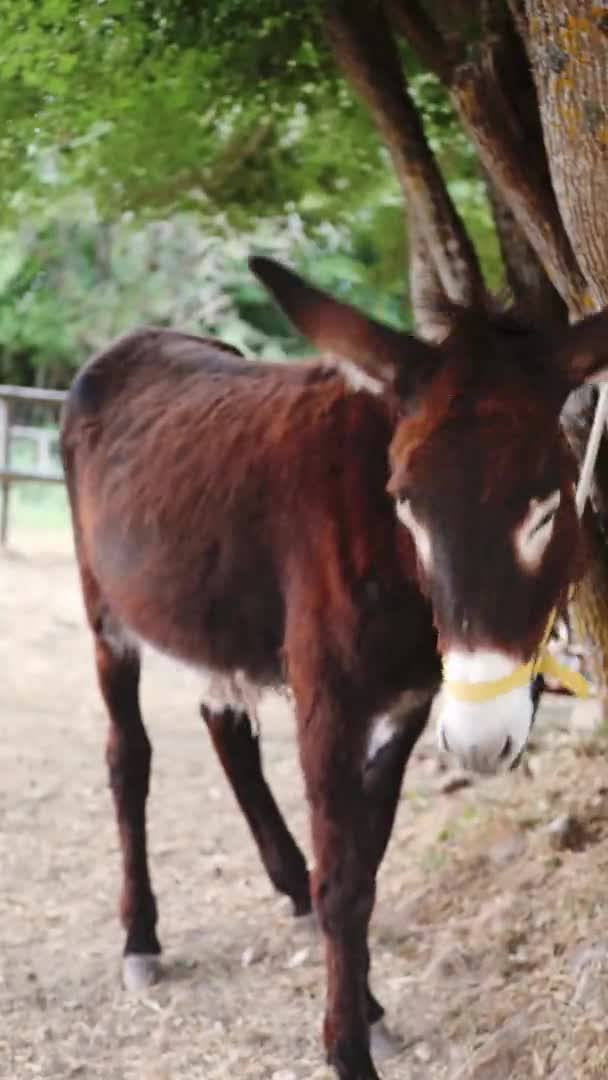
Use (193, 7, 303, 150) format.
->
(323, 0, 485, 305)
(386, 0, 454, 81)
(390, 0, 589, 312)
(484, 171, 568, 325)
(407, 207, 451, 340)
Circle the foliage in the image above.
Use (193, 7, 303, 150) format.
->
(0, 162, 500, 387)
(1, 1, 366, 225)
(0, 0, 503, 385)
(0, 194, 406, 385)
(0, 1, 486, 227)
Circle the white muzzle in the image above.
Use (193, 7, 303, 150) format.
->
(438, 650, 534, 774)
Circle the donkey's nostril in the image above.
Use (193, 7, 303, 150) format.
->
(440, 727, 450, 753)
(499, 735, 512, 761)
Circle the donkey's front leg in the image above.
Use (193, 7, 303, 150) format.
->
(297, 699, 379, 1080)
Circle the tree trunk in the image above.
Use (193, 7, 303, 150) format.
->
(523, 1, 608, 704)
(525, 2, 608, 308)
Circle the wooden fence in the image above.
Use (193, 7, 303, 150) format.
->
(0, 385, 67, 544)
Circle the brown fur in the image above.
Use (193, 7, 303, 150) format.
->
(61, 258, 608, 1080)
(61, 326, 438, 1080)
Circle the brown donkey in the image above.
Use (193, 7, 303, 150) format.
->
(61, 257, 608, 1080)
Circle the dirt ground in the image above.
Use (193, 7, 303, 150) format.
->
(3, 534, 608, 1080)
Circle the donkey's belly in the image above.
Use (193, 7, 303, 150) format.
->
(91, 524, 285, 685)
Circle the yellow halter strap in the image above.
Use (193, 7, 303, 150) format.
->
(442, 605, 589, 704)
(441, 382, 608, 706)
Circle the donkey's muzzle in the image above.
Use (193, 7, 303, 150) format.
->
(437, 649, 535, 775)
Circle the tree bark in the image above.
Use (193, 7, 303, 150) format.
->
(525, 2, 608, 310)
(523, 1, 608, 701)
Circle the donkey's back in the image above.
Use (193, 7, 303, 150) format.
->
(61, 325, 428, 688)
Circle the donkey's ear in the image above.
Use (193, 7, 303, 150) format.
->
(249, 255, 439, 395)
(556, 308, 608, 386)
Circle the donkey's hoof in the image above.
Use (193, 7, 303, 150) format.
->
(370, 1019, 403, 1064)
(122, 953, 161, 991)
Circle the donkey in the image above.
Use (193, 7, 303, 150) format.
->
(60, 256, 607, 1080)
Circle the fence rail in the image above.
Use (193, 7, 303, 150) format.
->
(0, 384, 67, 545)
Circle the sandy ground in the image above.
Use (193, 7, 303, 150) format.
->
(2, 532, 608, 1080)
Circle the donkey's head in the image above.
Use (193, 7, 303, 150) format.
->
(251, 256, 608, 774)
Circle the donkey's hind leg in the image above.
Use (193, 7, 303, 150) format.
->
(92, 606, 161, 990)
(201, 705, 311, 916)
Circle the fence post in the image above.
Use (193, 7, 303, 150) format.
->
(0, 398, 10, 545)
